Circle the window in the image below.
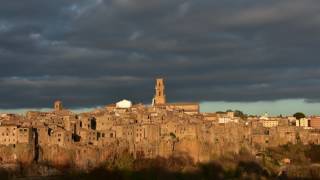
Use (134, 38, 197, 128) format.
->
(97, 132, 101, 140)
(90, 118, 96, 130)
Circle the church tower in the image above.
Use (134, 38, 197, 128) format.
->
(54, 100, 63, 111)
(153, 78, 166, 105)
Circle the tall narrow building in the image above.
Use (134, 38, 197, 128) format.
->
(54, 100, 63, 111)
(153, 78, 166, 105)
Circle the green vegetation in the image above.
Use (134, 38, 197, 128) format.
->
(52, 155, 272, 180)
(0, 154, 273, 180)
(264, 143, 320, 178)
(293, 112, 306, 120)
(106, 152, 134, 171)
(226, 109, 248, 120)
(234, 110, 244, 117)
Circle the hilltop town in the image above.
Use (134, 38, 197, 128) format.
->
(1, 78, 320, 173)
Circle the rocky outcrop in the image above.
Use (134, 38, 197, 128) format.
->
(0, 144, 34, 165)
(38, 141, 130, 170)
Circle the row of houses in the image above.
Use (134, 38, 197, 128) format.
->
(0, 125, 32, 146)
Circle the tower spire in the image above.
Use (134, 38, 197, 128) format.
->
(153, 78, 166, 105)
(54, 100, 63, 111)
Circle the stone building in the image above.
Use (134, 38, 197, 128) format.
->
(95, 114, 115, 131)
(310, 117, 320, 129)
(78, 128, 97, 145)
(0, 114, 20, 121)
(54, 100, 63, 111)
(17, 127, 33, 144)
(153, 78, 166, 105)
(50, 128, 72, 147)
(296, 118, 310, 128)
(262, 119, 279, 128)
(37, 126, 50, 145)
(152, 78, 199, 115)
(26, 111, 49, 120)
(95, 129, 116, 146)
(105, 103, 116, 112)
(165, 103, 200, 115)
(300, 129, 320, 144)
(0, 125, 17, 146)
(0, 126, 32, 146)
(133, 124, 160, 143)
(202, 113, 218, 122)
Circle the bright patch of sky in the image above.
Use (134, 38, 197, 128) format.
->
(200, 99, 320, 116)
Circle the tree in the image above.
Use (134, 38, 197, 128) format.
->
(234, 110, 247, 120)
(234, 110, 244, 117)
(114, 152, 134, 170)
(293, 112, 306, 120)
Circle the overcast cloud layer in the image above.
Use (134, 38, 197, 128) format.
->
(1, 0, 320, 109)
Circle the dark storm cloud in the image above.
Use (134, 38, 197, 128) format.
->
(1, 0, 320, 108)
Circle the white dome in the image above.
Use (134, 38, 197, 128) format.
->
(116, 99, 132, 108)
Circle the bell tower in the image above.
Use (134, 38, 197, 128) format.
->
(153, 78, 166, 105)
(54, 100, 63, 111)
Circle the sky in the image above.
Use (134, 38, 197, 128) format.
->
(1, 0, 320, 115)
